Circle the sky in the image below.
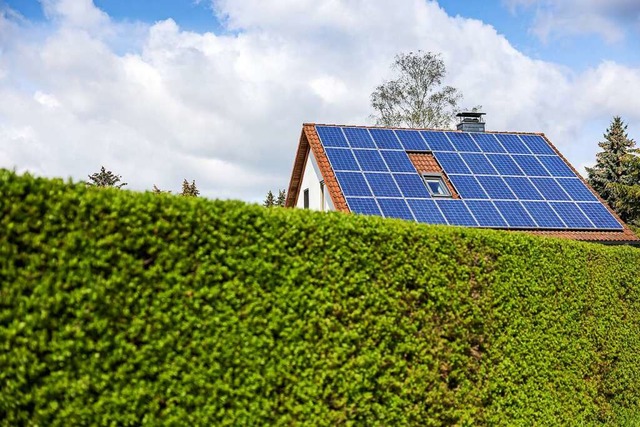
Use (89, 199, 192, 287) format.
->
(1, 0, 639, 201)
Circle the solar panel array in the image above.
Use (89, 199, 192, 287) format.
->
(315, 125, 623, 231)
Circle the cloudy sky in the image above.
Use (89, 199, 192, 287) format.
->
(1, 0, 639, 201)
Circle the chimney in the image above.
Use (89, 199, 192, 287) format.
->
(456, 112, 485, 132)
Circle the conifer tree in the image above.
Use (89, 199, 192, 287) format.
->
(264, 190, 275, 207)
(87, 166, 127, 188)
(586, 117, 637, 212)
(180, 179, 199, 197)
(276, 189, 286, 207)
(586, 116, 639, 224)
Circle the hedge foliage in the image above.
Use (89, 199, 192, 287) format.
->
(1, 169, 640, 426)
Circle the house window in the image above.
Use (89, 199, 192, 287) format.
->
(303, 188, 309, 209)
(423, 174, 451, 197)
(319, 181, 325, 211)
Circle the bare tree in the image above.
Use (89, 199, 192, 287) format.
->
(87, 166, 127, 189)
(370, 51, 464, 129)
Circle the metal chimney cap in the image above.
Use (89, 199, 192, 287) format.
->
(456, 112, 485, 118)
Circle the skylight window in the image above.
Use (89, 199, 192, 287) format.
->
(423, 174, 451, 197)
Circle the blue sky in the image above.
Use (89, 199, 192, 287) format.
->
(1, 0, 639, 200)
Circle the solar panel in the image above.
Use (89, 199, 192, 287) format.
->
(395, 129, 428, 151)
(394, 173, 431, 198)
(420, 131, 454, 151)
(380, 150, 416, 172)
(476, 175, 517, 200)
(325, 148, 360, 171)
(407, 199, 448, 224)
(446, 132, 481, 152)
(471, 133, 506, 153)
(578, 203, 622, 230)
(335, 172, 372, 197)
(465, 200, 507, 227)
(460, 153, 499, 175)
(434, 152, 471, 174)
(378, 198, 414, 220)
(365, 173, 402, 197)
(436, 199, 477, 226)
(519, 134, 556, 155)
(343, 127, 376, 148)
(538, 155, 575, 177)
(504, 176, 544, 200)
(549, 202, 594, 229)
(449, 175, 489, 199)
(522, 201, 566, 228)
(486, 154, 524, 176)
(495, 134, 530, 154)
(369, 128, 402, 149)
(556, 178, 598, 201)
(346, 197, 381, 216)
(512, 155, 550, 176)
(316, 126, 348, 147)
(353, 149, 388, 172)
(529, 177, 571, 201)
(313, 125, 625, 235)
(494, 200, 537, 228)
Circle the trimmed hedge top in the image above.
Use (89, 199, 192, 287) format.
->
(1, 170, 640, 426)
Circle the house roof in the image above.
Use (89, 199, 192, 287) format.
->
(286, 123, 640, 245)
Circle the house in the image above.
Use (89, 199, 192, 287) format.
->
(285, 114, 640, 245)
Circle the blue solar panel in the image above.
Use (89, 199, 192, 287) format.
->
(495, 134, 530, 154)
(465, 200, 507, 227)
(378, 198, 414, 220)
(512, 155, 550, 176)
(504, 176, 544, 200)
(421, 131, 454, 151)
(394, 174, 431, 198)
(434, 152, 471, 174)
(471, 133, 506, 153)
(325, 148, 360, 171)
(316, 126, 348, 147)
(347, 197, 381, 216)
(395, 129, 428, 151)
(578, 203, 622, 230)
(549, 202, 594, 228)
(380, 150, 416, 172)
(494, 200, 537, 227)
(335, 172, 372, 197)
(476, 175, 517, 200)
(556, 178, 598, 201)
(343, 127, 376, 148)
(353, 149, 388, 172)
(460, 153, 499, 175)
(538, 156, 575, 177)
(407, 199, 447, 224)
(529, 177, 571, 201)
(449, 175, 489, 199)
(435, 199, 477, 226)
(365, 173, 402, 197)
(522, 201, 566, 228)
(446, 132, 481, 152)
(519, 134, 556, 155)
(369, 128, 402, 149)
(486, 154, 524, 176)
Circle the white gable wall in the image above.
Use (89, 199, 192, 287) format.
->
(296, 151, 335, 211)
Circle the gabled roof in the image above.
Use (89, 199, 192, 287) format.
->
(286, 123, 640, 245)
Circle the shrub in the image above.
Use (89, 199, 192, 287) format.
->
(1, 170, 639, 425)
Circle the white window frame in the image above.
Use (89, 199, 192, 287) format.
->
(422, 174, 452, 197)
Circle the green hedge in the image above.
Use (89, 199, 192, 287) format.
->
(1, 169, 640, 426)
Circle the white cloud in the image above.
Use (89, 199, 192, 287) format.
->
(0, 0, 639, 201)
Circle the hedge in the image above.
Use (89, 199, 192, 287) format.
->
(1, 169, 640, 426)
